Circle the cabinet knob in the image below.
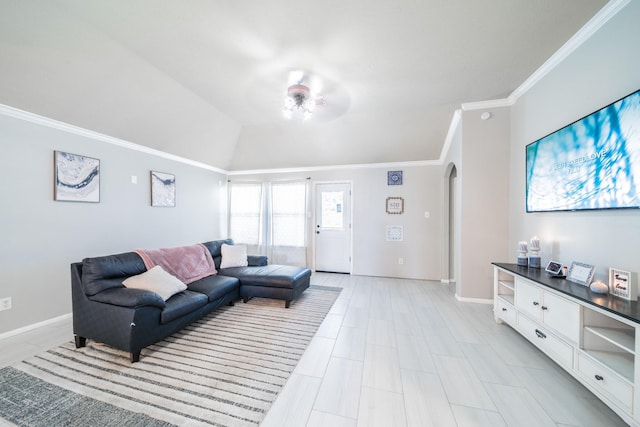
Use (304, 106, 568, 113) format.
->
(535, 329, 546, 339)
(595, 375, 604, 381)
(533, 301, 539, 306)
(541, 306, 548, 311)
(502, 308, 507, 312)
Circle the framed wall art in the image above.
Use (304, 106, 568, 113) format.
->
(386, 225, 403, 241)
(151, 171, 176, 207)
(609, 268, 637, 300)
(387, 170, 403, 185)
(386, 197, 404, 214)
(54, 150, 100, 202)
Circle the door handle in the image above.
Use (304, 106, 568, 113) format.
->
(535, 329, 546, 339)
(595, 375, 604, 381)
(533, 301, 539, 306)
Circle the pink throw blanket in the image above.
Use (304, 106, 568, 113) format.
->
(135, 243, 216, 284)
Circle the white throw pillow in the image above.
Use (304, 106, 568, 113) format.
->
(123, 265, 187, 301)
(220, 244, 248, 268)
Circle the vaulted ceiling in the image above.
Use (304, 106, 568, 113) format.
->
(0, 0, 609, 171)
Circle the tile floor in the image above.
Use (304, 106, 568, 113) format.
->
(0, 273, 630, 426)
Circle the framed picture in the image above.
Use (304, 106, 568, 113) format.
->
(54, 150, 100, 202)
(386, 197, 404, 214)
(386, 225, 403, 241)
(609, 268, 637, 300)
(151, 171, 176, 207)
(387, 170, 403, 185)
(566, 261, 595, 286)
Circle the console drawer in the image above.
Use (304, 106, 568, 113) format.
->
(518, 314, 573, 369)
(576, 352, 633, 411)
(496, 297, 516, 326)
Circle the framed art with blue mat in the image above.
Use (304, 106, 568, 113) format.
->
(387, 170, 402, 185)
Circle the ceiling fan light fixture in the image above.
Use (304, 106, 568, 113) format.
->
(283, 83, 317, 121)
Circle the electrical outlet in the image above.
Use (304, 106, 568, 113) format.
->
(398, 258, 404, 265)
(0, 297, 11, 312)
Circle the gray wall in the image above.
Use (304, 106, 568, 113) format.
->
(231, 164, 444, 280)
(0, 113, 228, 334)
(443, 107, 511, 301)
(509, 1, 640, 284)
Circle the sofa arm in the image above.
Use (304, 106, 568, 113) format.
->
(248, 255, 268, 266)
(89, 287, 166, 309)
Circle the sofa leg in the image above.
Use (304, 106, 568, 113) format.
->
(74, 335, 86, 348)
(130, 351, 141, 363)
(285, 300, 291, 308)
(228, 299, 235, 306)
(243, 297, 250, 303)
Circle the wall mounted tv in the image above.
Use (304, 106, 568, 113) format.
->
(526, 89, 640, 212)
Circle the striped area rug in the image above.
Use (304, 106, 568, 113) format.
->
(0, 286, 340, 427)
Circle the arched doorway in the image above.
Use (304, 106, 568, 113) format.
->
(442, 163, 457, 283)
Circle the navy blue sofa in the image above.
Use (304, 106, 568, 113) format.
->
(71, 239, 311, 362)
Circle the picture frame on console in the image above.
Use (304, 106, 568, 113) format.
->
(609, 268, 637, 300)
(566, 261, 595, 286)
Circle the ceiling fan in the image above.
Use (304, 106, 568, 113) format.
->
(282, 70, 326, 120)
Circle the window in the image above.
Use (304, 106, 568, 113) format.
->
(271, 181, 307, 247)
(228, 182, 262, 245)
(228, 179, 309, 266)
(320, 191, 344, 229)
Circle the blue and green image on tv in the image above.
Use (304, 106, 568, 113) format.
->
(526, 89, 640, 212)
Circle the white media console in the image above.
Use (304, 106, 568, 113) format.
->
(493, 263, 640, 426)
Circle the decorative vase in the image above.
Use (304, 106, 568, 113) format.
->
(517, 241, 528, 266)
(529, 236, 541, 268)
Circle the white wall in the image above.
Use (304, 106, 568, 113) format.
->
(510, 1, 640, 284)
(231, 163, 444, 280)
(0, 112, 228, 334)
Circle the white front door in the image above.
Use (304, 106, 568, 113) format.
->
(314, 182, 352, 273)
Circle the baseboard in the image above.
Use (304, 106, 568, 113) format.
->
(454, 294, 493, 304)
(440, 279, 454, 284)
(0, 313, 72, 341)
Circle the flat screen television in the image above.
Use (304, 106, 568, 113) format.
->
(526, 89, 640, 212)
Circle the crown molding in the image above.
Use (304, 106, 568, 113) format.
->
(509, 0, 631, 104)
(227, 159, 440, 176)
(461, 98, 512, 111)
(437, 108, 462, 163)
(0, 103, 227, 174)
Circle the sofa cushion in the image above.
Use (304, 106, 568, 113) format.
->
(89, 287, 166, 309)
(219, 265, 311, 289)
(188, 275, 240, 302)
(220, 244, 248, 268)
(161, 290, 208, 324)
(248, 255, 268, 267)
(123, 266, 187, 301)
(82, 252, 146, 296)
(202, 239, 234, 268)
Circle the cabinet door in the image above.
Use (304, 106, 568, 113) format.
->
(542, 291, 580, 343)
(496, 297, 516, 326)
(515, 278, 542, 321)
